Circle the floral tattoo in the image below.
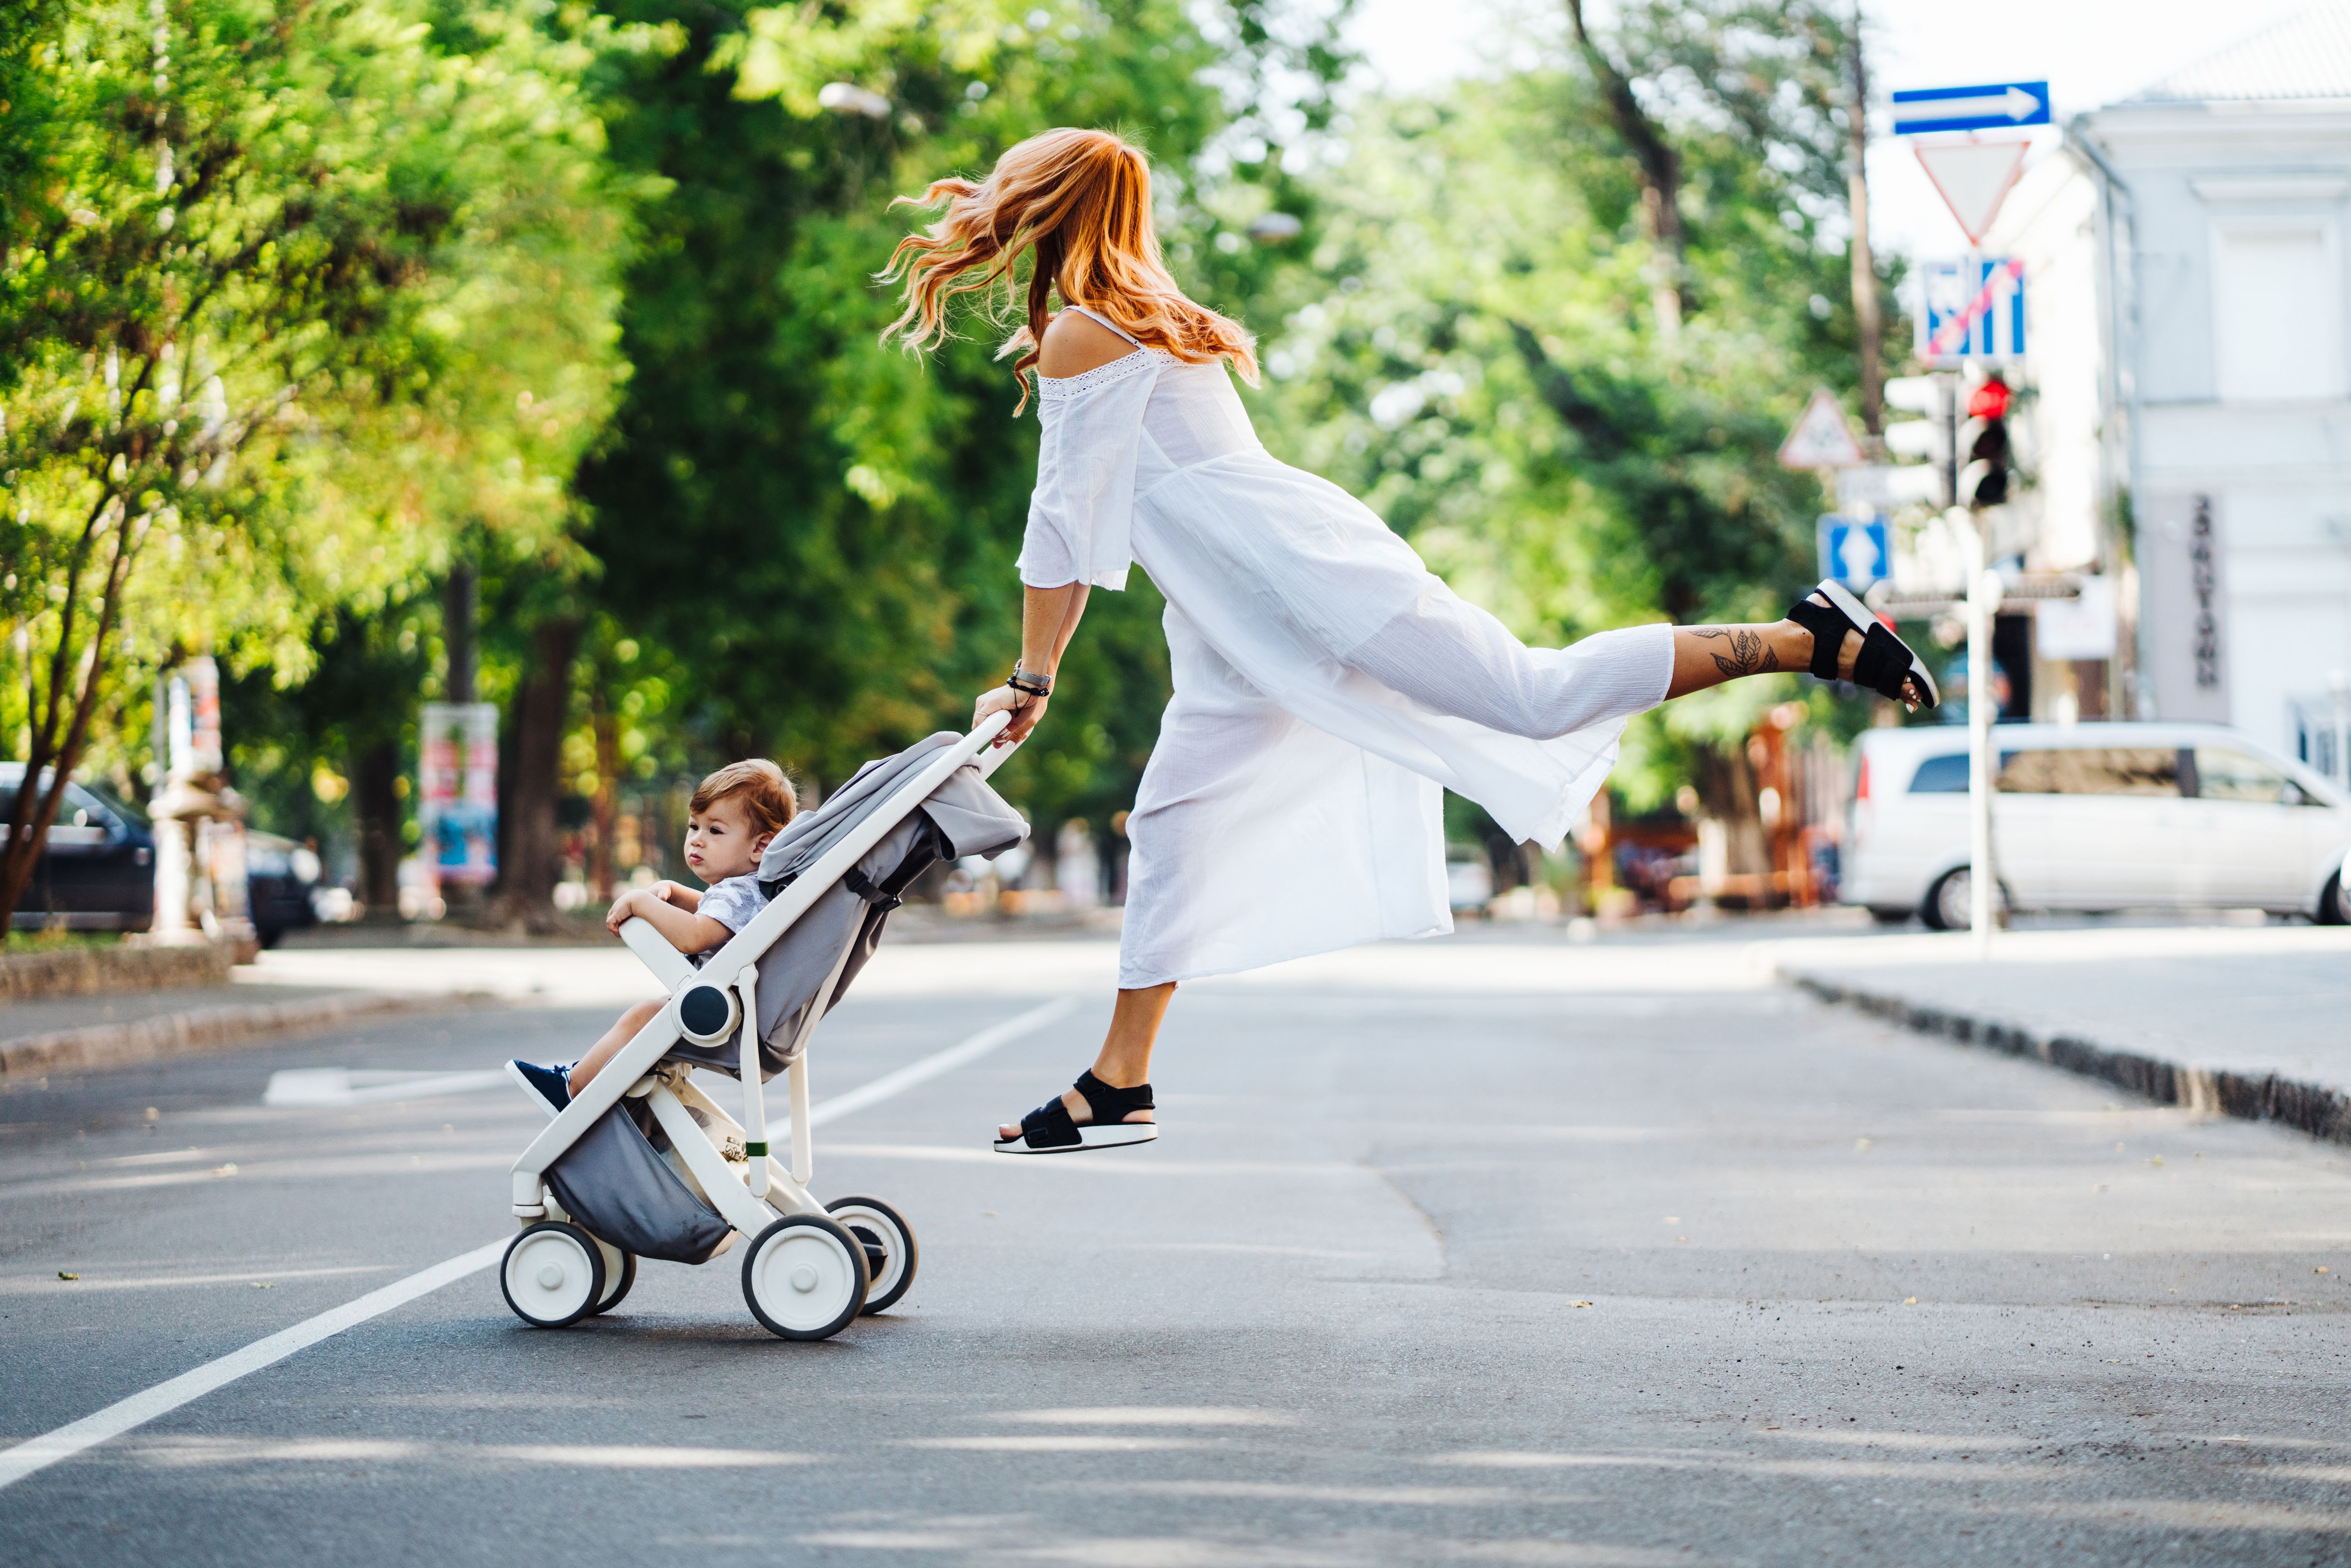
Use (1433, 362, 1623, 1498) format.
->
(1690, 627, 1779, 678)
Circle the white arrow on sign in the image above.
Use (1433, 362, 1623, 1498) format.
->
(1917, 86, 2043, 124)
(1915, 138, 2029, 244)
(1778, 387, 1867, 470)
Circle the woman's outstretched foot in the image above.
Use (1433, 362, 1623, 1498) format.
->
(994, 1070, 1158, 1155)
(1788, 582, 1934, 710)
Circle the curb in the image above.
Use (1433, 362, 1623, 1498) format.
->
(1788, 971, 2351, 1147)
(0, 991, 491, 1078)
(0, 941, 234, 1002)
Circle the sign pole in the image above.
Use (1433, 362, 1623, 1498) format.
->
(1965, 512, 1996, 956)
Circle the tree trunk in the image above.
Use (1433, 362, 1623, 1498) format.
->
(0, 498, 144, 936)
(1566, 0, 1686, 337)
(1846, 10, 1884, 435)
(443, 563, 477, 704)
(590, 693, 618, 902)
(353, 736, 404, 921)
(492, 616, 580, 931)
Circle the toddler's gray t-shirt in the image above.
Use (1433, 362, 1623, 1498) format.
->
(693, 874, 768, 952)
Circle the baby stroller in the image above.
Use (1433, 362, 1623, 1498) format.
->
(499, 717, 1028, 1340)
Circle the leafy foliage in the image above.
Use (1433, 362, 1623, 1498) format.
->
(1245, 19, 1884, 824)
(0, 0, 639, 926)
(574, 0, 1343, 837)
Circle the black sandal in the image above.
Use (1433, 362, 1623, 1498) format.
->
(993, 1070, 1159, 1155)
(1787, 579, 1938, 708)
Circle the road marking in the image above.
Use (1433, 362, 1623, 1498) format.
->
(806, 996, 1076, 1127)
(0, 1264, 395, 1297)
(0, 1241, 504, 1492)
(0, 995, 1077, 1492)
(262, 1068, 509, 1107)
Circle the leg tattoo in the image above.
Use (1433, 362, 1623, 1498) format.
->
(1689, 627, 1779, 679)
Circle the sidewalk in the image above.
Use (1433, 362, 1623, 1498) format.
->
(0, 956, 494, 1078)
(1759, 924, 2351, 1145)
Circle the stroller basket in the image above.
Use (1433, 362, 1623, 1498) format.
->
(500, 716, 1028, 1339)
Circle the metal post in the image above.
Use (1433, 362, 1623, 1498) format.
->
(1965, 514, 1996, 956)
(2330, 670, 2350, 788)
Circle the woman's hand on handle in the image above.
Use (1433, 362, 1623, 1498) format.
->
(975, 581, 1090, 749)
(975, 684, 1049, 747)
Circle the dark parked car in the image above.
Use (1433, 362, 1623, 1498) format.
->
(245, 831, 322, 948)
(0, 764, 155, 931)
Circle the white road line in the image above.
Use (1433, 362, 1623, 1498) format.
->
(0, 995, 1079, 1492)
(807, 996, 1076, 1127)
(262, 1068, 510, 1107)
(0, 1242, 504, 1491)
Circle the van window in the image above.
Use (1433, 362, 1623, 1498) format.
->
(2191, 746, 2305, 805)
(1996, 747, 2180, 796)
(1907, 754, 1969, 793)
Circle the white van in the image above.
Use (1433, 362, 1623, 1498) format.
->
(1841, 721, 2351, 928)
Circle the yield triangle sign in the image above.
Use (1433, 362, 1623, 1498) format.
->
(1915, 138, 2029, 244)
(1778, 388, 1866, 470)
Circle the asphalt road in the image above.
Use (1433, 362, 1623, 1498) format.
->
(2, 935, 2347, 1567)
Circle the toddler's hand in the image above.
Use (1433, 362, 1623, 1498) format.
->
(603, 888, 639, 935)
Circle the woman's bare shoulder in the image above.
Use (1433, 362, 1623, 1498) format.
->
(1038, 309, 1138, 379)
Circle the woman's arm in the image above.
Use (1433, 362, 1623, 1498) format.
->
(973, 580, 1090, 745)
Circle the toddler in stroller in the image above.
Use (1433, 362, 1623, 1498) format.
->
(497, 717, 1028, 1340)
(505, 758, 798, 1113)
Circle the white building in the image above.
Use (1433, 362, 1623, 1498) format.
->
(1991, 5, 2351, 772)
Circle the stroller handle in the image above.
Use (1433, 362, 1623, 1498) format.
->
(972, 708, 1021, 780)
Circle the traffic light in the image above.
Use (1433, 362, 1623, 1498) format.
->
(1883, 374, 1955, 508)
(1961, 374, 2011, 509)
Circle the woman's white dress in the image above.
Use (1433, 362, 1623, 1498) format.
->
(1020, 308, 1673, 989)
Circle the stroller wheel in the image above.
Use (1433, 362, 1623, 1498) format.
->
(742, 1213, 868, 1340)
(586, 1237, 636, 1316)
(501, 1222, 606, 1329)
(827, 1196, 919, 1315)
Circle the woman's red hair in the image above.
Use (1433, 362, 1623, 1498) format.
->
(880, 128, 1258, 412)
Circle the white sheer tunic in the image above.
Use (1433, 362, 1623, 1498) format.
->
(1022, 308, 1673, 988)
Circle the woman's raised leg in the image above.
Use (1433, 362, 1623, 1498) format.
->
(1665, 596, 1923, 706)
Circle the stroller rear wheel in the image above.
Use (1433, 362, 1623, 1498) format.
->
(501, 1221, 606, 1329)
(827, 1196, 918, 1315)
(586, 1236, 636, 1316)
(742, 1213, 868, 1340)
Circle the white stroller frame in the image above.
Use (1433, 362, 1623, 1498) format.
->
(499, 714, 1020, 1340)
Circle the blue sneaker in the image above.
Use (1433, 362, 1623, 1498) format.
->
(505, 1059, 572, 1116)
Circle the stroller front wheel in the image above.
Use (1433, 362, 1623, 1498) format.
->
(827, 1195, 918, 1315)
(742, 1213, 868, 1340)
(501, 1222, 607, 1329)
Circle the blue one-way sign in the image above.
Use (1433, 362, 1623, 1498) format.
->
(1818, 514, 1891, 589)
(1892, 81, 2051, 135)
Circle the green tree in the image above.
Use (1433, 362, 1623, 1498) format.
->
(0, 0, 639, 931)
(1249, 15, 1884, 863)
(570, 1, 1349, 865)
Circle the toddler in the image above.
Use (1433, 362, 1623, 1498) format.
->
(506, 758, 797, 1112)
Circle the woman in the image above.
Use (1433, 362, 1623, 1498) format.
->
(879, 128, 1932, 1155)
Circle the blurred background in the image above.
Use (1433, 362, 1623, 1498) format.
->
(7, 0, 2349, 947)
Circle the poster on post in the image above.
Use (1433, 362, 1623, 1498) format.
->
(419, 702, 499, 887)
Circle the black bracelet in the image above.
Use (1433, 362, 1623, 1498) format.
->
(1007, 666, 1052, 698)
